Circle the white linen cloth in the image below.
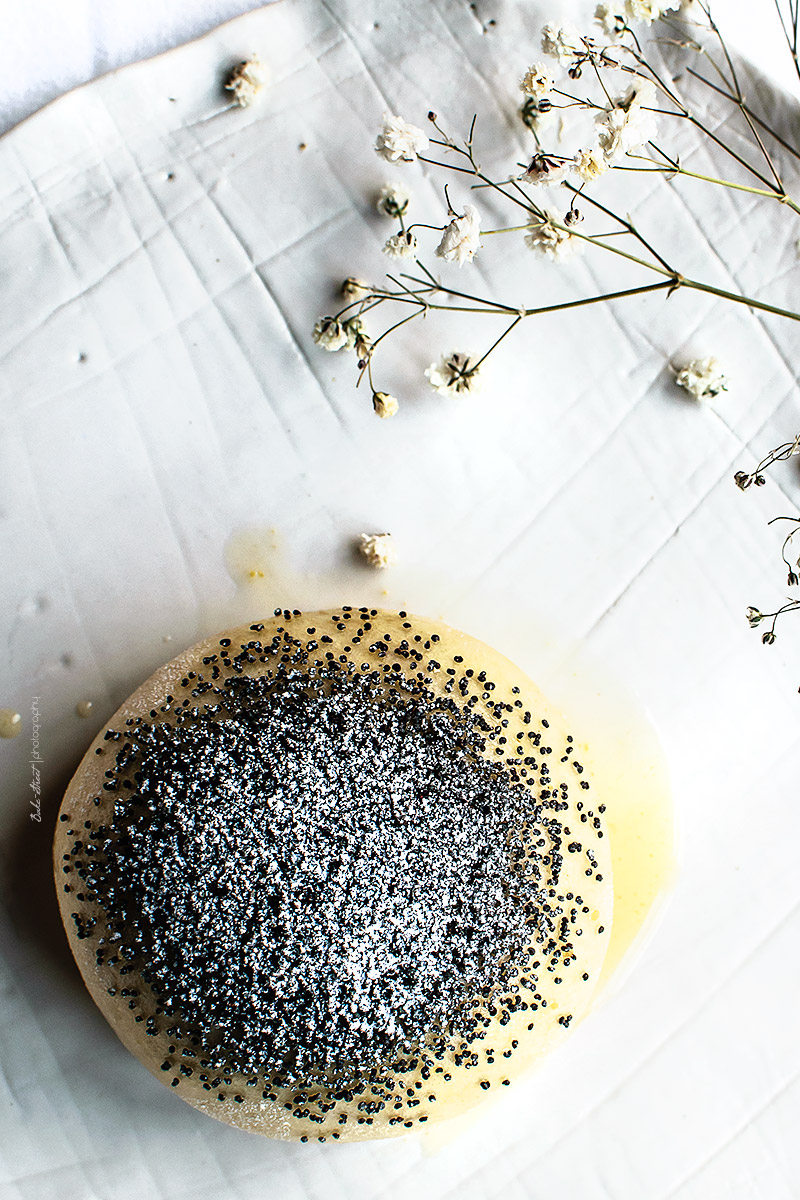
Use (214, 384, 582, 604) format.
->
(0, 2, 798, 1198)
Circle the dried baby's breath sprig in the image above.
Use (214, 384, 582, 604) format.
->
(769, 515, 800, 587)
(742, 514, 800, 656)
(314, 4, 800, 414)
(735, 423, 800, 668)
(746, 600, 800, 646)
(734, 436, 800, 490)
(315, 2, 800, 689)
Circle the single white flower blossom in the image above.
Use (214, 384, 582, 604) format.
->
(312, 316, 350, 352)
(520, 154, 571, 187)
(424, 352, 482, 396)
(596, 78, 658, 162)
(376, 181, 411, 217)
(674, 357, 728, 400)
(224, 58, 268, 107)
(597, 108, 631, 161)
(372, 391, 399, 418)
(573, 146, 610, 182)
(626, 0, 662, 20)
(541, 22, 584, 66)
(383, 231, 418, 259)
(341, 276, 370, 299)
(435, 204, 481, 265)
(359, 532, 397, 569)
(595, 3, 627, 37)
(525, 211, 583, 260)
(375, 113, 429, 162)
(625, 0, 682, 24)
(623, 76, 659, 110)
(519, 62, 555, 99)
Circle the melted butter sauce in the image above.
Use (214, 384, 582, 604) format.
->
(223, 527, 675, 1138)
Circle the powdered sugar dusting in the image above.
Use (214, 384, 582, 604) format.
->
(92, 666, 563, 1079)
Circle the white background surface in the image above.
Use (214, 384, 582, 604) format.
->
(1, 2, 800, 1199)
(0, 0, 796, 137)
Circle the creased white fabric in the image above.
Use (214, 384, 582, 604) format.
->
(0, 3, 798, 1198)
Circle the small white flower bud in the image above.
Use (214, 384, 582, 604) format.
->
(372, 392, 399, 419)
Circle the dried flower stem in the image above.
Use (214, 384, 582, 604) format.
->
(772, 515, 800, 578)
(702, 5, 786, 190)
(678, 278, 800, 322)
(734, 437, 800, 491)
(342, 279, 677, 363)
(739, 487, 800, 659)
(610, 24, 800, 211)
(686, 68, 800, 166)
(753, 599, 800, 645)
(627, 150, 796, 203)
(774, 0, 800, 86)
